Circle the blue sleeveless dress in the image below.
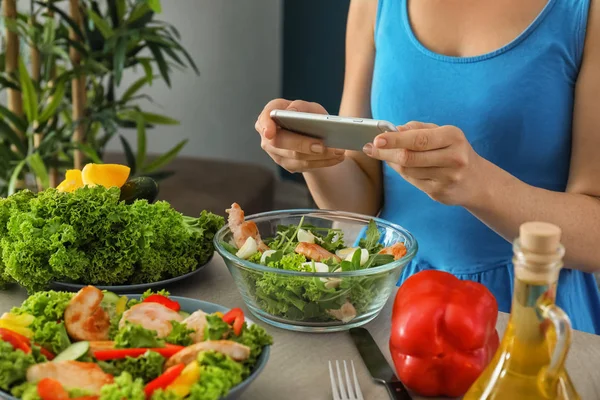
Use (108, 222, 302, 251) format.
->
(372, 0, 600, 334)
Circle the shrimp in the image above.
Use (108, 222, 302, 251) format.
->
(295, 242, 341, 263)
(119, 302, 183, 338)
(379, 242, 407, 260)
(326, 301, 357, 323)
(64, 286, 110, 341)
(27, 361, 113, 394)
(226, 203, 270, 252)
(165, 340, 251, 369)
(183, 310, 209, 343)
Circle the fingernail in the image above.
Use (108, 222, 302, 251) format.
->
(287, 107, 298, 112)
(311, 143, 324, 154)
(374, 137, 387, 148)
(363, 143, 373, 155)
(334, 148, 345, 155)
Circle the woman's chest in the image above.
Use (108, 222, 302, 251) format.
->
(408, 0, 549, 57)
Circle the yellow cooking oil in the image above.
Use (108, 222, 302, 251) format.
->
(464, 222, 580, 400)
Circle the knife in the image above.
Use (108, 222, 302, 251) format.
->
(349, 327, 412, 400)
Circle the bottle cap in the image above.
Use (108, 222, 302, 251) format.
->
(519, 222, 562, 255)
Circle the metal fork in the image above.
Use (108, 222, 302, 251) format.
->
(329, 360, 364, 400)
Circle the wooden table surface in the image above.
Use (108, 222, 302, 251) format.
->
(1, 255, 599, 400)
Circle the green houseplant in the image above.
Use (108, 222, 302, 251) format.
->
(0, 0, 198, 196)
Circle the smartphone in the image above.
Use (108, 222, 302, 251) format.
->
(270, 110, 397, 151)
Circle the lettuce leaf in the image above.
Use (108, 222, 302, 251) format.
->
(114, 323, 165, 349)
(0, 187, 224, 291)
(165, 321, 194, 346)
(189, 351, 244, 400)
(0, 341, 45, 391)
(11, 291, 73, 353)
(99, 372, 145, 400)
(204, 314, 230, 341)
(98, 351, 165, 382)
(231, 323, 272, 376)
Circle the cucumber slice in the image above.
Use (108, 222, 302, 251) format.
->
(178, 311, 190, 319)
(102, 291, 120, 305)
(54, 341, 90, 362)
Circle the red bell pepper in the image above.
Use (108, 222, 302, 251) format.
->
(389, 270, 499, 397)
(38, 346, 55, 360)
(144, 363, 185, 397)
(0, 327, 31, 354)
(93, 344, 184, 360)
(143, 294, 180, 311)
(37, 378, 69, 400)
(222, 308, 244, 336)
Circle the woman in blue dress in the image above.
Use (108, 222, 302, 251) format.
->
(255, 0, 600, 334)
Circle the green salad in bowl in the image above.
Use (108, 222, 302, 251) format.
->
(0, 287, 272, 400)
(215, 204, 417, 332)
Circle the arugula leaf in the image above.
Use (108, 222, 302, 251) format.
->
(264, 250, 283, 265)
(358, 220, 384, 253)
(312, 228, 344, 253)
(351, 248, 362, 269)
(363, 254, 395, 269)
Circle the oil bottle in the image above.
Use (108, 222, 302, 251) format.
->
(464, 222, 580, 399)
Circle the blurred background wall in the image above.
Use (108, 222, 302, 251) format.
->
(280, 0, 349, 182)
(109, 0, 350, 178)
(106, 0, 284, 173)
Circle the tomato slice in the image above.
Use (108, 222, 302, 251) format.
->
(37, 378, 69, 400)
(0, 327, 31, 353)
(144, 363, 186, 397)
(222, 308, 245, 336)
(142, 294, 180, 311)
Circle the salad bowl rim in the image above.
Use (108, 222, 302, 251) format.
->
(214, 208, 418, 278)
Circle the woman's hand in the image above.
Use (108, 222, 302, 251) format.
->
(363, 121, 487, 206)
(255, 99, 346, 173)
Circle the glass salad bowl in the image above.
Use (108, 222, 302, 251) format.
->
(214, 209, 417, 332)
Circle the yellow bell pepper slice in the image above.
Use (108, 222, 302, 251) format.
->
(0, 320, 34, 338)
(81, 163, 130, 188)
(115, 296, 128, 316)
(214, 312, 224, 318)
(166, 361, 201, 397)
(56, 169, 84, 193)
(1, 312, 35, 326)
(0, 313, 35, 338)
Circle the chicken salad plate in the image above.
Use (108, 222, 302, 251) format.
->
(0, 286, 272, 400)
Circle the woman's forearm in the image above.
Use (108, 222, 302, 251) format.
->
(467, 157, 600, 273)
(303, 154, 382, 216)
